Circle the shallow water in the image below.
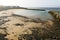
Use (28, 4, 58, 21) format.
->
(14, 10, 54, 21)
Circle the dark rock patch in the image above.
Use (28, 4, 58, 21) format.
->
(12, 14, 29, 19)
(0, 33, 8, 40)
(18, 34, 35, 40)
(0, 27, 6, 30)
(0, 16, 9, 19)
(14, 35, 17, 37)
(0, 19, 10, 25)
(12, 32, 14, 34)
(11, 39, 14, 40)
(18, 26, 59, 40)
(14, 23, 24, 26)
(24, 18, 42, 23)
(0, 16, 10, 25)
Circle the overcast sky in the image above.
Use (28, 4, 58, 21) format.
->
(0, 0, 60, 7)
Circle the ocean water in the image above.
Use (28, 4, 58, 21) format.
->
(28, 7, 60, 11)
(14, 8, 60, 21)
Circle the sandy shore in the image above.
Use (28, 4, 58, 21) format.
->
(0, 9, 60, 40)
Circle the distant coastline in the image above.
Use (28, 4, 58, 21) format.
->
(0, 6, 46, 11)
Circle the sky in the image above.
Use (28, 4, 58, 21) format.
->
(0, 0, 60, 7)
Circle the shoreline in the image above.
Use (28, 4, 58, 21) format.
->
(0, 9, 59, 40)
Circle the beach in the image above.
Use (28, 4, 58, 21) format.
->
(0, 9, 60, 40)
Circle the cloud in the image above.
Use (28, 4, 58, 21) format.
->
(0, 0, 60, 7)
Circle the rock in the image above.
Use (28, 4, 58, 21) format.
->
(0, 9, 59, 40)
(0, 29, 6, 35)
(24, 18, 41, 23)
(0, 33, 8, 40)
(14, 23, 24, 26)
(48, 11, 60, 22)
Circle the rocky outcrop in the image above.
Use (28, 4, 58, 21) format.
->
(48, 11, 60, 39)
(48, 11, 60, 22)
(0, 9, 60, 40)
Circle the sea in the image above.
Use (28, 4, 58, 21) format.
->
(14, 8, 60, 21)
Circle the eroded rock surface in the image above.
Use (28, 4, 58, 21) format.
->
(0, 10, 60, 40)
